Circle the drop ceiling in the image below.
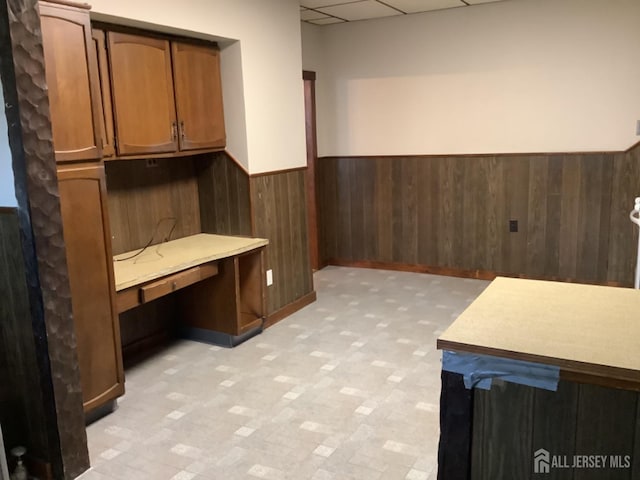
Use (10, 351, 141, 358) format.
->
(301, 0, 508, 25)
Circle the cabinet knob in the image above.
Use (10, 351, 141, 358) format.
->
(172, 281, 177, 291)
(171, 122, 177, 141)
(180, 121, 186, 141)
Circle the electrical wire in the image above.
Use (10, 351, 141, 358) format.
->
(114, 217, 177, 262)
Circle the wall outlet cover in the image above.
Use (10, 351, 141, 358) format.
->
(266, 269, 273, 286)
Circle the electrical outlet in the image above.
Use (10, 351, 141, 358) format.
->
(509, 220, 518, 233)
(145, 158, 159, 168)
(266, 269, 273, 286)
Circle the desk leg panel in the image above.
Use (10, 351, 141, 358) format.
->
(179, 257, 238, 335)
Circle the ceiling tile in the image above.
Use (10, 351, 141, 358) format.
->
(382, 0, 465, 14)
(307, 16, 348, 25)
(301, 0, 360, 8)
(317, 0, 403, 21)
(301, 9, 330, 20)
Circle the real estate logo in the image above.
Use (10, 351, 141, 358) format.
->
(534, 448, 550, 474)
(533, 448, 631, 474)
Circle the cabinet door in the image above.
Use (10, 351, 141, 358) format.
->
(57, 163, 124, 412)
(107, 32, 178, 155)
(172, 42, 226, 151)
(91, 29, 116, 157)
(40, 1, 102, 162)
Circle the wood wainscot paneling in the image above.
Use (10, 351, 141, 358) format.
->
(250, 168, 315, 316)
(105, 156, 201, 255)
(317, 143, 640, 286)
(608, 145, 640, 284)
(0, 209, 51, 475)
(197, 152, 315, 321)
(196, 151, 252, 236)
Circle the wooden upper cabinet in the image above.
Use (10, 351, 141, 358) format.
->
(40, 1, 103, 162)
(91, 29, 115, 157)
(172, 42, 226, 151)
(107, 32, 178, 155)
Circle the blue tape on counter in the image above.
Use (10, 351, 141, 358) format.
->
(442, 350, 560, 391)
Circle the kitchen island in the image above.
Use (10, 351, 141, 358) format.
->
(436, 277, 640, 479)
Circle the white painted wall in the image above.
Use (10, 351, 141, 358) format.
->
(0, 83, 16, 207)
(301, 22, 324, 73)
(304, 0, 640, 157)
(90, 0, 307, 174)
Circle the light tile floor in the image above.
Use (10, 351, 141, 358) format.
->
(79, 266, 489, 480)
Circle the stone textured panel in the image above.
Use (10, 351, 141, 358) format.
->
(1, 0, 89, 478)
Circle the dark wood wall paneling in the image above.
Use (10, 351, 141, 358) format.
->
(196, 151, 315, 316)
(0, 209, 50, 467)
(105, 156, 202, 255)
(196, 151, 252, 236)
(472, 380, 640, 480)
(608, 146, 640, 284)
(251, 168, 314, 315)
(317, 144, 640, 286)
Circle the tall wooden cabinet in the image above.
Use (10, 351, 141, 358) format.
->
(39, 1, 103, 162)
(40, 0, 124, 414)
(57, 164, 124, 412)
(39, 2, 229, 414)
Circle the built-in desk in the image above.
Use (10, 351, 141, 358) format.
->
(114, 233, 269, 346)
(436, 277, 640, 479)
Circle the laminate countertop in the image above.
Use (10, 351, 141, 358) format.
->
(437, 277, 640, 387)
(113, 233, 268, 291)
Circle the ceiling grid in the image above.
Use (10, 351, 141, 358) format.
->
(300, 0, 507, 25)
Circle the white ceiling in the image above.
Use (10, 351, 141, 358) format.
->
(301, 0, 508, 25)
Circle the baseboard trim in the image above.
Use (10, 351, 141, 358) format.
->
(325, 259, 627, 287)
(85, 399, 117, 425)
(181, 324, 263, 348)
(265, 290, 317, 329)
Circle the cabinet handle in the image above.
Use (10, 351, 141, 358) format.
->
(180, 121, 186, 141)
(171, 122, 177, 141)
